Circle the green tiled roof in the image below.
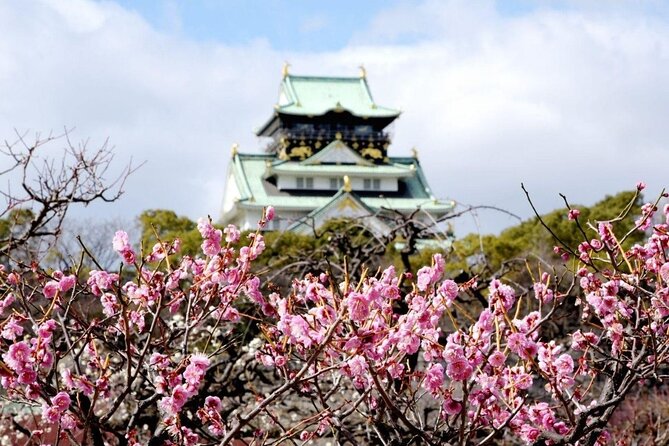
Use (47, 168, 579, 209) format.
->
(286, 190, 391, 235)
(276, 75, 401, 118)
(226, 153, 454, 215)
(267, 162, 414, 177)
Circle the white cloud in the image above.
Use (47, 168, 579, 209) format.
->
(1, 0, 668, 236)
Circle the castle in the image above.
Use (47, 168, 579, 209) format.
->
(220, 66, 453, 235)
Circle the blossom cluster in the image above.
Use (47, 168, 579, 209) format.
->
(0, 190, 667, 445)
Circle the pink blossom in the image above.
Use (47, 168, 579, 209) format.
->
(660, 262, 669, 284)
(3, 341, 32, 371)
(0, 293, 15, 316)
(533, 282, 553, 304)
(344, 292, 369, 322)
(488, 350, 506, 368)
(423, 363, 444, 394)
(61, 369, 75, 389)
(507, 332, 537, 360)
(438, 280, 459, 306)
(7, 272, 19, 285)
(171, 386, 189, 410)
(41, 392, 71, 425)
(189, 354, 210, 371)
(43, 281, 59, 299)
(58, 275, 76, 292)
(37, 320, 58, 340)
(1, 316, 24, 340)
(416, 254, 445, 291)
(18, 369, 37, 385)
(386, 362, 405, 379)
(636, 202, 656, 231)
(489, 280, 515, 312)
(265, 206, 275, 221)
(74, 376, 96, 396)
(201, 238, 221, 257)
(224, 224, 240, 243)
(87, 270, 119, 296)
(344, 355, 368, 377)
(568, 209, 580, 220)
(42, 405, 61, 424)
(416, 266, 433, 291)
(51, 392, 71, 412)
(513, 370, 533, 390)
(446, 356, 473, 381)
(590, 239, 603, 251)
(61, 413, 77, 430)
(100, 293, 118, 317)
(112, 230, 130, 251)
(150, 353, 170, 369)
(519, 424, 541, 443)
(555, 354, 574, 375)
(598, 222, 616, 249)
(571, 330, 599, 351)
(205, 396, 222, 411)
(112, 230, 136, 265)
(443, 397, 462, 415)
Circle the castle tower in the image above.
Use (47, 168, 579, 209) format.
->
(221, 67, 453, 235)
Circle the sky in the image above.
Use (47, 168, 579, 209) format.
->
(1, 0, 669, 236)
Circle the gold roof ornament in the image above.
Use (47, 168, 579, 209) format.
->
(411, 147, 418, 158)
(359, 64, 367, 79)
(231, 143, 239, 157)
(282, 62, 290, 78)
(343, 175, 352, 192)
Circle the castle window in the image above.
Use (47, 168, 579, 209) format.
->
(364, 178, 381, 190)
(354, 125, 372, 135)
(297, 177, 313, 189)
(330, 177, 343, 189)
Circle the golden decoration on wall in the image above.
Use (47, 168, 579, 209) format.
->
(289, 146, 313, 160)
(336, 196, 359, 211)
(361, 147, 383, 159)
(343, 175, 352, 192)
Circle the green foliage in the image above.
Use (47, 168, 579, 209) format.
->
(135, 190, 644, 290)
(138, 209, 201, 257)
(448, 190, 644, 275)
(254, 230, 317, 268)
(0, 208, 35, 240)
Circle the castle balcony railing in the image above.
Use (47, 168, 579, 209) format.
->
(264, 125, 392, 153)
